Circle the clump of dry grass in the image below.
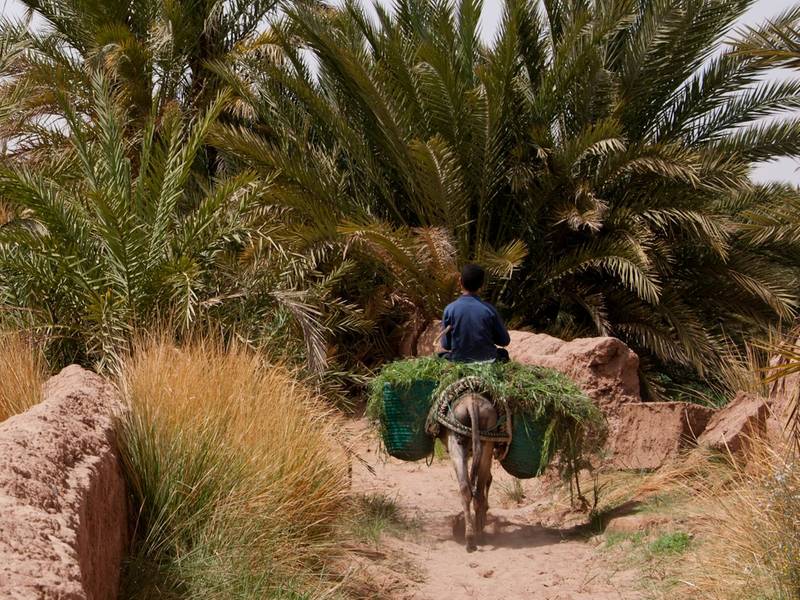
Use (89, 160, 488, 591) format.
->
(610, 441, 799, 599)
(636, 447, 735, 500)
(118, 336, 350, 599)
(0, 330, 46, 422)
(683, 439, 800, 600)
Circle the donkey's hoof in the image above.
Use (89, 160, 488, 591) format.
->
(466, 538, 477, 552)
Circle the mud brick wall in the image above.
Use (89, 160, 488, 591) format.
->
(0, 365, 128, 600)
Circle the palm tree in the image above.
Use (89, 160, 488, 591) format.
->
(211, 0, 800, 389)
(0, 73, 263, 369)
(0, 70, 369, 377)
(501, 0, 800, 382)
(725, 9, 800, 441)
(0, 0, 282, 163)
(736, 6, 800, 69)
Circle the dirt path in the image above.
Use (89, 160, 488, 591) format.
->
(347, 419, 642, 600)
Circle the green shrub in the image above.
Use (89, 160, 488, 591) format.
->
(648, 531, 692, 556)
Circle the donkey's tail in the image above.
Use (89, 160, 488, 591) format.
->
(467, 395, 481, 497)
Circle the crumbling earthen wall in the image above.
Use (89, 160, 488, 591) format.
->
(0, 365, 128, 600)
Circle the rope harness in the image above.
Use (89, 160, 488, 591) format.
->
(425, 376, 513, 461)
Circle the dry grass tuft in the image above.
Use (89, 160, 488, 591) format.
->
(635, 447, 736, 500)
(0, 330, 46, 422)
(681, 439, 800, 600)
(119, 335, 351, 599)
(499, 478, 526, 505)
(611, 441, 799, 599)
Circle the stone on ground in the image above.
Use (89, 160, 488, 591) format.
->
(698, 391, 769, 454)
(611, 402, 714, 470)
(507, 331, 640, 412)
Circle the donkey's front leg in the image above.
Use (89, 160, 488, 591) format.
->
(447, 432, 476, 551)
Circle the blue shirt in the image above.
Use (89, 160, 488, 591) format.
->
(441, 294, 511, 362)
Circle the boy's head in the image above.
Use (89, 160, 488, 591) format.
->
(460, 263, 485, 293)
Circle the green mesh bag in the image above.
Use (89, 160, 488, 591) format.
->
(380, 380, 437, 461)
(500, 412, 548, 479)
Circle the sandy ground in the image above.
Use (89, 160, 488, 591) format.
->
(346, 419, 643, 600)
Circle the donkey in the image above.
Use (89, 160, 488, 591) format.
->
(439, 391, 498, 552)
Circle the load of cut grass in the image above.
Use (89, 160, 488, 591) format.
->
(0, 330, 46, 422)
(368, 357, 607, 479)
(118, 336, 350, 599)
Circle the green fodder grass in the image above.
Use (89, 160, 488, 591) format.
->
(118, 337, 350, 599)
(0, 331, 45, 422)
(368, 357, 597, 418)
(367, 357, 607, 477)
(684, 440, 800, 600)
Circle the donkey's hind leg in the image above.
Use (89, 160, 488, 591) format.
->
(473, 441, 494, 538)
(447, 432, 476, 551)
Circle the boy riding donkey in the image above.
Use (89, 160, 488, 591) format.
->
(439, 263, 511, 364)
(436, 264, 511, 551)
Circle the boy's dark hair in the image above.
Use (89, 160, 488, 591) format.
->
(460, 263, 485, 293)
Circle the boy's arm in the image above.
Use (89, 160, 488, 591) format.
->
(441, 309, 453, 351)
(492, 309, 511, 347)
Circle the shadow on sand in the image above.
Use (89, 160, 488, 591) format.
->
(441, 499, 646, 550)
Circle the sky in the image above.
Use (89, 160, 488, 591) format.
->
(2, 0, 799, 184)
